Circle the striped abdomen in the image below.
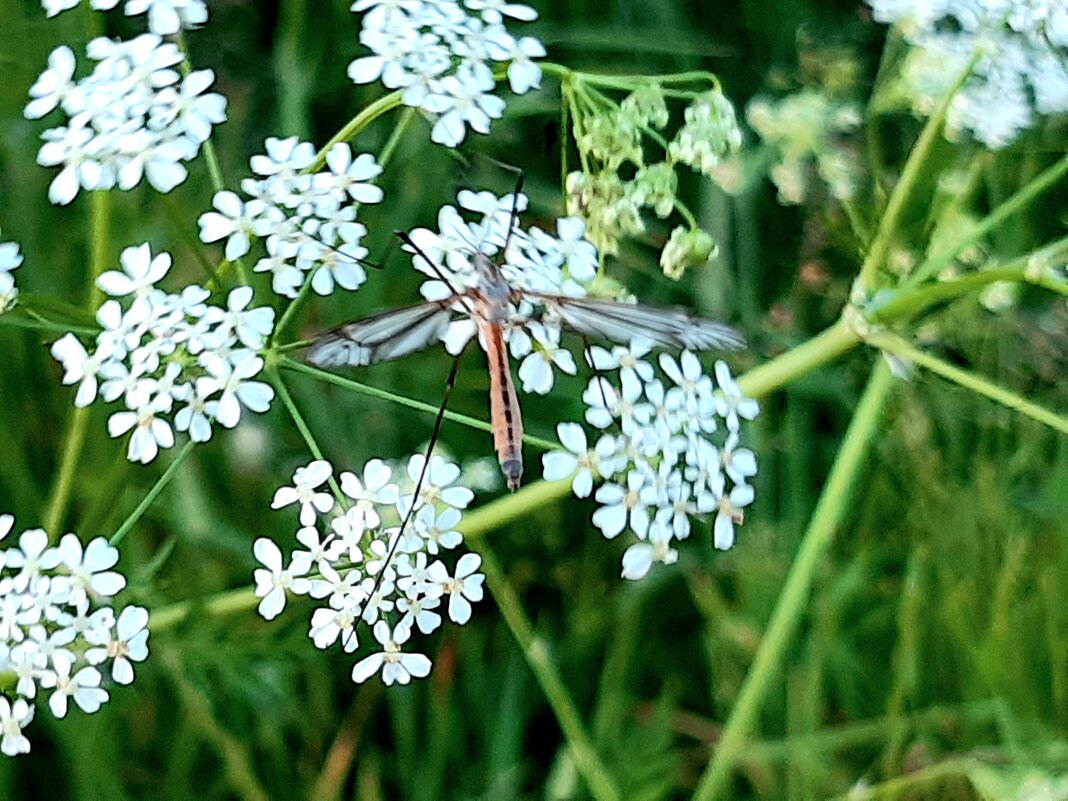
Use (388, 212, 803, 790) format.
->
(483, 322, 523, 490)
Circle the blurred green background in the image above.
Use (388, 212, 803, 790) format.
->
(1, 0, 1067, 799)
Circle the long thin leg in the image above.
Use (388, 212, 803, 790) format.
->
(361, 347, 467, 613)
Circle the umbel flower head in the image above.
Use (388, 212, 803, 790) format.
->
(347, 0, 545, 146)
(198, 138, 384, 299)
(51, 244, 276, 463)
(543, 347, 759, 580)
(25, 35, 227, 204)
(0, 514, 149, 757)
(256, 454, 484, 685)
(867, 0, 1068, 147)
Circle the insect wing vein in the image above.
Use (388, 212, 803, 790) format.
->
(307, 299, 457, 367)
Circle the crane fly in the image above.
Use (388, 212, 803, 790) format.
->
(306, 194, 746, 491)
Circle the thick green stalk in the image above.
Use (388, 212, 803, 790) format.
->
(694, 361, 897, 801)
(734, 319, 859, 399)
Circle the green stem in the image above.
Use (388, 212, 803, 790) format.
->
(476, 542, 622, 801)
(905, 154, 1068, 288)
(0, 314, 98, 337)
(734, 319, 860, 399)
(378, 107, 415, 170)
(268, 366, 345, 503)
(870, 241, 1068, 323)
(309, 91, 405, 174)
(109, 440, 196, 546)
(42, 191, 112, 537)
(869, 332, 1068, 435)
(279, 356, 560, 451)
(855, 58, 973, 292)
(694, 361, 897, 801)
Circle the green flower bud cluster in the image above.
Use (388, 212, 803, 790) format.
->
(565, 80, 740, 277)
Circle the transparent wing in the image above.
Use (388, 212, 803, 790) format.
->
(532, 294, 746, 352)
(307, 299, 457, 367)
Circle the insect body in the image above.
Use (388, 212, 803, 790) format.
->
(306, 209, 745, 490)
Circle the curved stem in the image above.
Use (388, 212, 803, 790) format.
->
(694, 361, 897, 801)
(309, 91, 405, 173)
(735, 319, 860, 399)
(109, 440, 196, 546)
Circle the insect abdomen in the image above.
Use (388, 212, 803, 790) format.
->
(484, 323, 524, 491)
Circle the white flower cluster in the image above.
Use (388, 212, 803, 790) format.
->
(198, 138, 384, 298)
(51, 244, 276, 463)
(0, 515, 149, 757)
(867, 0, 1068, 147)
(745, 90, 863, 205)
(406, 188, 600, 393)
(542, 346, 758, 580)
(25, 35, 226, 205)
(40, 0, 208, 35)
(348, 0, 545, 146)
(0, 232, 23, 313)
(256, 455, 485, 685)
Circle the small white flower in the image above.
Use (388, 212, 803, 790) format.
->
(84, 606, 150, 685)
(97, 244, 172, 298)
(198, 191, 266, 261)
(203, 351, 275, 428)
(621, 523, 678, 580)
(713, 360, 759, 431)
(107, 403, 175, 464)
(517, 322, 576, 394)
(0, 696, 34, 756)
(252, 538, 312, 620)
(339, 459, 399, 528)
(41, 655, 108, 718)
(309, 606, 360, 652)
(6, 529, 62, 592)
(351, 621, 432, 685)
(320, 143, 384, 205)
(403, 454, 475, 511)
(272, 460, 335, 526)
(542, 423, 621, 498)
(592, 471, 650, 539)
(24, 45, 76, 119)
(57, 535, 126, 604)
(427, 553, 485, 624)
